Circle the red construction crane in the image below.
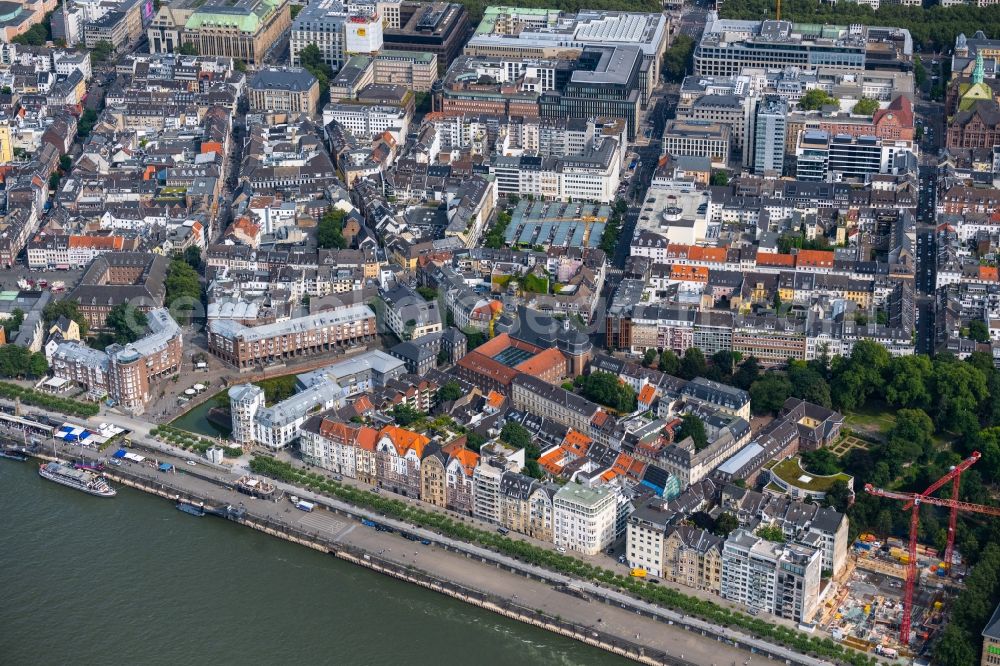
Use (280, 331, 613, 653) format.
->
(865, 459, 1000, 645)
(902, 451, 981, 572)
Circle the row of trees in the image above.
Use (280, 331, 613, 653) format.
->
(598, 199, 629, 256)
(662, 34, 695, 83)
(0, 381, 98, 418)
(247, 454, 877, 665)
(935, 544, 1000, 665)
(165, 257, 202, 323)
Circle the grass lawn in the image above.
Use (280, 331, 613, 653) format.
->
(770, 456, 853, 493)
(844, 401, 897, 440)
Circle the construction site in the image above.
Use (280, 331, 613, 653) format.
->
(816, 451, 1000, 660)
(817, 534, 958, 660)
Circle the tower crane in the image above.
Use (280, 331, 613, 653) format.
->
(864, 458, 1000, 644)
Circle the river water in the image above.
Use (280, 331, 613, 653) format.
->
(0, 460, 630, 666)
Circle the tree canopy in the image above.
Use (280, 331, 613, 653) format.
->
(43, 299, 88, 337)
(852, 98, 879, 116)
(165, 258, 202, 323)
(437, 381, 463, 403)
(662, 34, 695, 83)
(749, 372, 792, 415)
(105, 303, 148, 344)
(578, 371, 637, 413)
(798, 88, 837, 111)
(674, 414, 708, 451)
(0, 345, 47, 379)
(317, 208, 347, 249)
(720, 0, 1000, 50)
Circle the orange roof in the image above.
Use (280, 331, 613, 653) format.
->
(600, 469, 619, 482)
(796, 250, 835, 268)
(451, 448, 479, 476)
(591, 410, 610, 427)
(670, 265, 709, 282)
(68, 235, 124, 250)
(515, 347, 566, 377)
(539, 446, 569, 475)
(666, 244, 692, 259)
(473, 332, 543, 357)
(687, 246, 727, 263)
(980, 266, 999, 282)
(757, 253, 795, 267)
(319, 420, 378, 450)
(352, 395, 375, 414)
(486, 390, 505, 409)
(378, 425, 431, 457)
(637, 384, 656, 405)
(563, 429, 592, 457)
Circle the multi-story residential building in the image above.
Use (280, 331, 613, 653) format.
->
(680, 377, 751, 420)
(229, 384, 265, 445)
(553, 482, 617, 555)
(719, 485, 849, 577)
(382, 283, 442, 341)
(527, 483, 556, 542)
(472, 457, 506, 524)
(248, 67, 320, 116)
(26, 234, 135, 270)
(375, 425, 431, 497)
(626, 497, 672, 577)
(242, 381, 344, 449)
(663, 525, 724, 592)
(720, 529, 822, 623)
(207, 304, 377, 369)
(498, 470, 535, 534)
(51, 309, 182, 415)
(420, 443, 478, 514)
(490, 135, 622, 203)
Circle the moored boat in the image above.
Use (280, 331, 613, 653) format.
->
(176, 501, 205, 517)
(38, 461, 116, 497)
(0, 448, 28, 461)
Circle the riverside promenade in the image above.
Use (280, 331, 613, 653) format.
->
(32, 434, 836, 666)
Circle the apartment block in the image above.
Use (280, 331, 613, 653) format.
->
(721, 529, 822, 623)
(553, 482, 617, 555)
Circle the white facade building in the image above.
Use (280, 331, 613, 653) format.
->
(553, 482, 617, 555)
(720, 529, 822, 623)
